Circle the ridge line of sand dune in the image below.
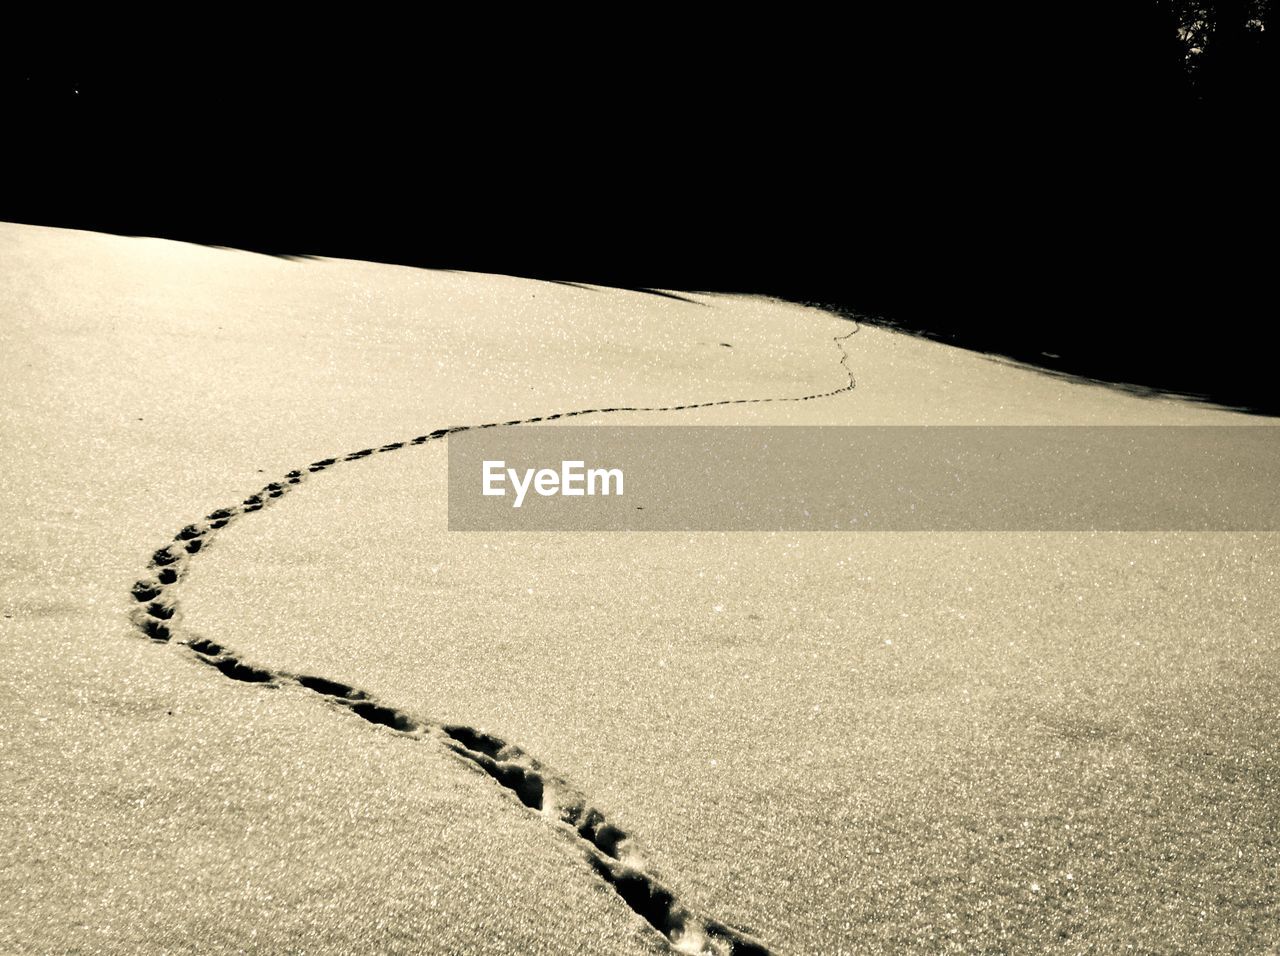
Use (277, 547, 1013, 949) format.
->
(126, 319, 859, 955)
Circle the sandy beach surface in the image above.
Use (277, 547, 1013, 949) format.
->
(2, 221, 1277, 954)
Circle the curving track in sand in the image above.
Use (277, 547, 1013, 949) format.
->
(126, 326, 858, 956)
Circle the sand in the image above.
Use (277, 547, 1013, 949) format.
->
(2, 221, 1276, 954)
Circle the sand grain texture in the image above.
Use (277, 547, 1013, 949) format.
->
(2, 222, 1278, 954)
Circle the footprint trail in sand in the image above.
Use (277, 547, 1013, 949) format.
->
(128, 324, 858, 956)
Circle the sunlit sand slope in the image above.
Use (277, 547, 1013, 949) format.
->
(3, 222, 1276, 954)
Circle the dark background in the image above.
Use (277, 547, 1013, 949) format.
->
(4, 6, 1274, 411)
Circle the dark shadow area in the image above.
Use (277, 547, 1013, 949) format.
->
(549, 282, 704, 305)
(295, 674, 366, 700)
(621, 287, 706, 305)
(205, 655, 275, 684)
(4, 6, 1273, 412)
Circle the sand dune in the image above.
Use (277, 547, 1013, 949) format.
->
(2, 222, 1276, 954)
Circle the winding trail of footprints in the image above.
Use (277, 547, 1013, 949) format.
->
(129, 323, 858, 955)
